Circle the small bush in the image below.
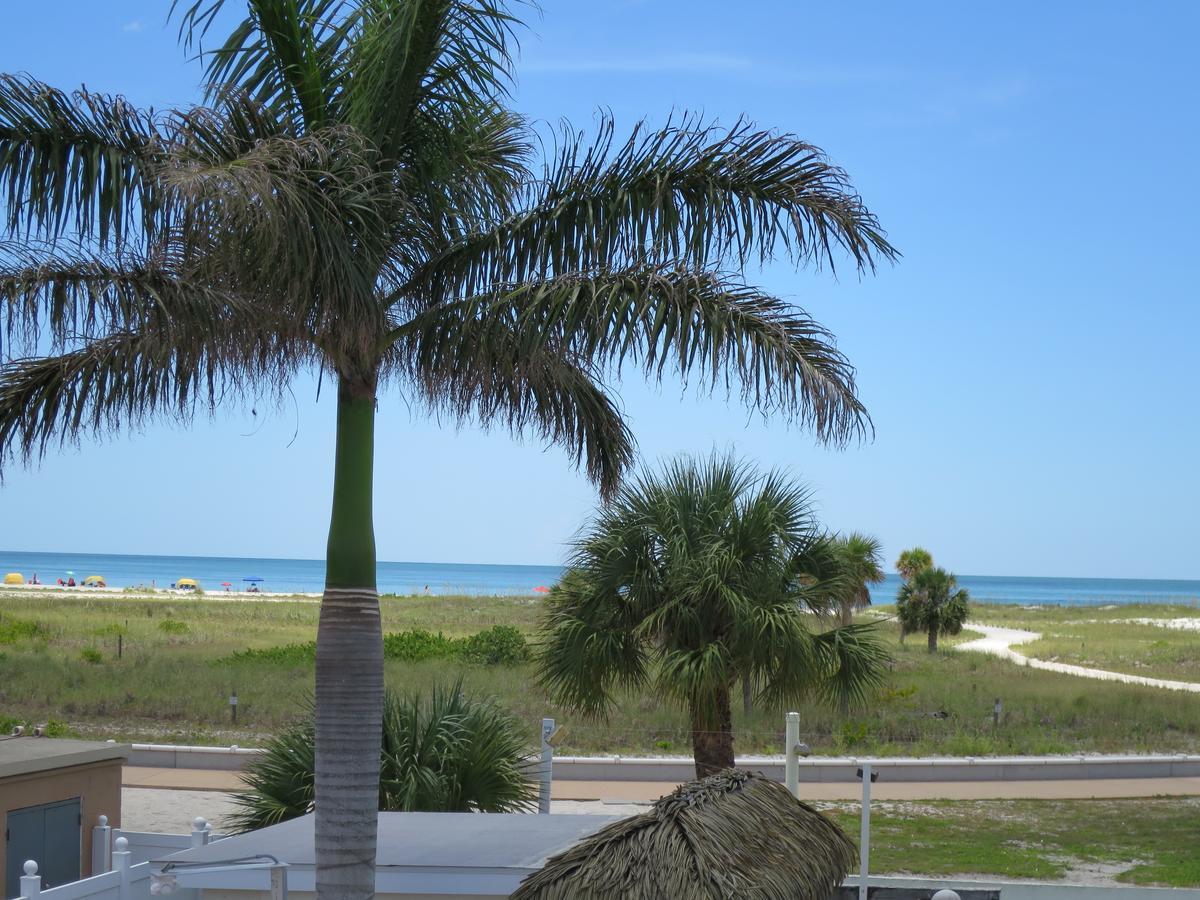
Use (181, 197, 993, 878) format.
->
(0, 614, 43, 644)
(158, 619, 190, 635)
(382, 629, 458, 662)
(225, 626, 529, 667)
(80, 647, 104, 665)
(457, 625, 529, 665)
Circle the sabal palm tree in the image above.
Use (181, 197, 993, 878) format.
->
(832, 532, 885, 626)
(0, 3, 894, 896)
(229, 681, 535, 833)
(896, 566, 970, 652)
(895, 546, 934, 581)
(537, 456, 889, 778)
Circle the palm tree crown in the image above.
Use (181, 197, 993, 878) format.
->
(0, 4, 896, 898)
(537, 455, 889, 777)
(895, 546, 934, 581)
(895, 566, 970, 653)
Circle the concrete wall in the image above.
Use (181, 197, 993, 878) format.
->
(0, 761, 122, 884)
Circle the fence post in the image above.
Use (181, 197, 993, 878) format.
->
(92, 815, 114, 874)
(190, 817, 212, 848)
(113, 839, 131, 900)
(20, 861, 42, 900)
(858, 763, 873, 900)
(538, 718, 555, 814)
(784, 712, 800, 797)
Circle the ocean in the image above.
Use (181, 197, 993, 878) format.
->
(1, 549, 1198, 605)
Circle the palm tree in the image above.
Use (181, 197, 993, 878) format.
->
(895, 546, 934, 581)
(0, 3, 894, 896)
(537, 455, 889, 778)
(228, 682, 535, 833)
(511, 769, 855, 900)
(832, 532, 885, 626)
(895, 566, 970, 652)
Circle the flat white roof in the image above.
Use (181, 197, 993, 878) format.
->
(157, 812, 622, 896)
(0, 737, 129, 779)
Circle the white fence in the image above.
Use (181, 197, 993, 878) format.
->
(12, 818, 223, 900)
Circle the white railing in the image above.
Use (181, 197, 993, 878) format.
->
(13, 818, 222, 900)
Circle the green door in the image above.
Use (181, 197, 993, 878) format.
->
(4, 798, 81, 898)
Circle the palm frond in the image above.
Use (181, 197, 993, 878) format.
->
(0, 74, 164, 245)
(390, 314, 635, 497)
(173, 0, 356, 129)
(809, 622, 890, 710)
(406, 112, 897, 301)
(398, 265, 869, 445)
(346, 0, 519, 160)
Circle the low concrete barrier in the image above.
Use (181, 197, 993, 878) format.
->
(841, 876, 1200, 899)
(127, 743, 1200, 783)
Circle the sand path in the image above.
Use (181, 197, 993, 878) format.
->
(958, 623, 1200, 692)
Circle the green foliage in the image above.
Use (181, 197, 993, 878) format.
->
(0, 614, 43, 643)
(381, 629, 458, 661)
(79, 647, 103, 664)
(895, 547, 934, 581)
(537, 454, 890, 771)
(457, 624, 528, 665)
(228, 681, 535, 832)
(158, 619, 190, 635)
(226, 625, 528, 666)
(896, 567, 970, 652)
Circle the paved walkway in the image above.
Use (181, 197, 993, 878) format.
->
(123, 767, 1200, 804)
(958, 623, 1200, 692)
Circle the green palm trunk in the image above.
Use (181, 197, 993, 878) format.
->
(315, 377, 382, 900)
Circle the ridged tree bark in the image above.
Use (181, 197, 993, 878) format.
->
(315, 376, 382, 900)
(691, 686, 735, 779)
(927, 628, 938, 653)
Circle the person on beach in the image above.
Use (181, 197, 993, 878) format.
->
(66, 577, 75, 587)
(30, 573, 39, 585)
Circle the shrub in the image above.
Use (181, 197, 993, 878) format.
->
(158, 619, 190, 635)
(0, 614, 43, 644)
(228, 681, 535, 832)
(80, 647, 103, 664)
(457, 625, 529, 665)
(382, 629, 457, 661)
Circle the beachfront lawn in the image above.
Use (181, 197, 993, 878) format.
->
(823, 798, 1200, 888)
(2, 592, 1200, 756)
(940, 602, 1200, 682)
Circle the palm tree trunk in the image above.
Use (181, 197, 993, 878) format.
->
(927, 628, 938, 653)
(839, 600, 852, 628)
(315, 376, 382, 900)
(691, 685, 735, 779)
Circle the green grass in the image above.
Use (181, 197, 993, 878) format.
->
(3, 592, 1200, 756)
(822, 798, 1200, 887)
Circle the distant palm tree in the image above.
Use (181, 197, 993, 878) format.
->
(896, 566, 970, 652)
(895, 547, 934, 581)
(228, 682, 534, 833)
(0, 3, 894, 895)
(537, 455, 889, 778)
(833, 532, 886, 626)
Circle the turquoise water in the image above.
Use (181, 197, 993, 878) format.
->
(1, 549, 1198, 605)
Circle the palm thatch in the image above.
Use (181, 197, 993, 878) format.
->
(510, 769, 855, 900)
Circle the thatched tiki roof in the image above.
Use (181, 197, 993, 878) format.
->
(510, 769, 856, 899)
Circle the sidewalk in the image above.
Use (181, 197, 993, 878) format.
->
(123, 766, 1200, 801)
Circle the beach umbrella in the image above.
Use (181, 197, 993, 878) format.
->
(221, 582, 233, 587)
(177, 578, 198, 588)
(243, 576, 265, 583)
(510, 769, 856, 900)
(83, 575, 105, 586)
(3, 573, 24, 585)
(533, 585, 550, 594)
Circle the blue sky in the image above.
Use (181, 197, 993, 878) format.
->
(1, 1, 1197, 578)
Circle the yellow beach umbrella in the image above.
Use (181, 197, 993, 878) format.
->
(177, 578, 198, 588)
(83, 575, 106, 586)
(3, 572, 24, 585)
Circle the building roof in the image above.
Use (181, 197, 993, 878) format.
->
(157, 812, 623, 897)
(0, 737, 130, 779)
